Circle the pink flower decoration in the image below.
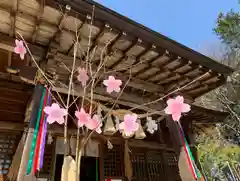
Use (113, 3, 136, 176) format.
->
(164, 95, 191, 121)
(14, 39, 27, 60)
(103, 76, 122, 94)
(75, 108, 90, 128)
(119, 114, 139, 136)
(86, 114, 102, 134)
(77, 68, 89, 87)
(44, 103, 68, 124)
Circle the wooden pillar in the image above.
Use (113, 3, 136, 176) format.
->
(17, 85, 43, 181)
(166, 116, 195, 181)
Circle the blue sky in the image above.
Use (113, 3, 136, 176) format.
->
(95, 0, 238, 54)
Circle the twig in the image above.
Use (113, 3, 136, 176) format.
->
(16, 32, 66, 108)
(68, 35, 118, 108)
(64, 41, 78, 157)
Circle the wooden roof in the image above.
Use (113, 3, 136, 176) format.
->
(0, 0, 233, 119)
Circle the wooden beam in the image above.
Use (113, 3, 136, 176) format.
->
(53, 84, 165, 114)
(0, 32, 46, 58)
(9, 0, 19, 37)
(8, 51, 12, 66)
(0, 121, 24, 131)
(0, 121, 172, 152)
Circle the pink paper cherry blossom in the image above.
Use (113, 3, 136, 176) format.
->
(103, 76, 122, 94)
(119, 114, 139, 137)
(164, 95, 191, 121)
(14, 39, 27, 60)
(77, 68, 89, 87)
(86, 114, 102, 134)
(44, 103, 68, 124)
(75, 108, 90, 128)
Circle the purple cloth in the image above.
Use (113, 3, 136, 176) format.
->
(38, 89, 52, 170)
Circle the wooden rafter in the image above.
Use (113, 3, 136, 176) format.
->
(133, 51, 173, 78)
(163, 66, 209, 93)
(32, 0, 45, 43)
(130, 48, 161, 77)
(48, 4, 71, 47)
(52, 0, 232, 75)
(87, 24, 107, 53)
(82, 24, 121, 64)
(108, 38, 139, 69)
(51, 52, 164, 93)
(66, 14, 87, 55)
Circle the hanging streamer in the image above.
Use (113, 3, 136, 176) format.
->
(26, 86, 46, 175)
(33, 87, 48, 173)
(178, 123, 200, 178)
(38, 88, 52, 170)
(177, 121, 201, 179)
(177, 123, 197, 178)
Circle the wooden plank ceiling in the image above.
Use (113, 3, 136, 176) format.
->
(0, 0, 232, 127)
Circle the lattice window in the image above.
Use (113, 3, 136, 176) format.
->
(132, 151, 148, 181)
(146, 151, 165, 181)
(41, 154, 52, 174)
(103, 144, 124, 177)
(0, 132, 20, 176)
(163, 151, 181, 181)
(131, 149, 166, 181)
(39, 142, 54, 176)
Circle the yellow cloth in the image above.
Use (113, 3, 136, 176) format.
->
(61, 156, 76, 181)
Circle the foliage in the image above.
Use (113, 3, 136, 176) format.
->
(212, 9, 240, 144)
(214, 10, 240, 50)
(197, 131, 240, 180)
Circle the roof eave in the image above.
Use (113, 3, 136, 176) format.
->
(48, 0, 233, 76)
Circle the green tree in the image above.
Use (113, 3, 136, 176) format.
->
(196, 9, 240, 181)
(214, 10, 240, 50)
(212, 10, 240, 145)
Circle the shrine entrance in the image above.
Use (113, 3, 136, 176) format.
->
(54, 154, 99, 181)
